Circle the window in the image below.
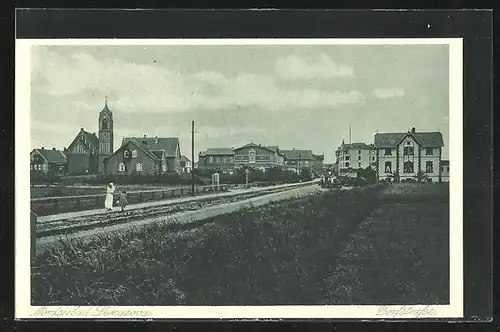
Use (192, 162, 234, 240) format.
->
(118, 162, 125, 172)
(124, 150, 129, 158)
(385, 162, 392, 173)
(42, 164, 47, 171)
(216, 157, 221, 164)
(358, 162, 361, 168)
(102, 119, 109, 130)
(425, 148, 434, 156)
(346, 156, 350, 161)
(358, 150, 361, 154)
(222, 157, 227, 164)
(426, 161, 433, 173)
(345, 162, 350, 168)
(372, 156, 376, 161)
(406, 141, 411, 145)
(384, 149, 392, 156)
(305, 161, 309, 166)
(229, 157, 233, 163)
(358, 155, 361, 160)
(132, 149, 137, 158)
(249, 149, 256, 163)
(30, 165, 34, 170)
(404, 161, 414, 173)
(136, 163, 143, 172)
(446, 166, 450, 172)
(209, 157, 213, 163)
(403, 146, 414, 155)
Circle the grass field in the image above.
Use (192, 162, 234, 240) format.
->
(32, 183, 449, 305)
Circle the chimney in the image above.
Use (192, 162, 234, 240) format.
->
(63, 147, 67, 151)
(41, 147, 44, 150)
(144, 134, 147, 138)
(80, 128, 84, 132)
(52, 147, 56, 151)
(411, 127, 416, 133)
(93, 132, 96, 136)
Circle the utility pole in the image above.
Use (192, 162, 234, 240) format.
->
(191, 121, 196, 196)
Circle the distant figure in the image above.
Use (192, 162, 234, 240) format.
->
(118, 190, 128, 212)
(104, 182, 115, 211)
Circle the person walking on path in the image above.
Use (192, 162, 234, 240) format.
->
(104, 182, 115, 211)
(117, 190, 128, 212)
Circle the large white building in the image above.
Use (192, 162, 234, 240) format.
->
(334, 141, 376, 177)
(374, 127, 445, 182)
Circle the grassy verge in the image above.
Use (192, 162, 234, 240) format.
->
(32, 183, 449, 306)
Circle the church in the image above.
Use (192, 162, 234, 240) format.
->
(65, 97, 114, 175)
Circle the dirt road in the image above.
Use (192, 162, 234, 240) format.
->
(36, 183, 325, 248)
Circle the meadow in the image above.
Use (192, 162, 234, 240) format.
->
(32, 182, 450, 305)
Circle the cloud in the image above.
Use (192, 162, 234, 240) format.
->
(274, 53, 354, 80)
(371, 88, 406, 99)
(31, 47, 364, 114)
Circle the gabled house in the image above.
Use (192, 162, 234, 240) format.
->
(104, 135, 181, 175)
(30, 147, 67, 176)
(180, 155, 192, 174)
(280, 149, 314, 173)
(374, 127, 444, 182)
(233, 143, 285, 170)
(65, 128, 99, 175)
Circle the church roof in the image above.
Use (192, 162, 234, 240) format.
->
(99, 96, 113, 118)
(67, 128, 98, 153)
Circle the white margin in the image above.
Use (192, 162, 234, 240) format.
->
(15, 38, 463, 319)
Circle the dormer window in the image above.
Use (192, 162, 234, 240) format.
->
(132, 149, 137, 158)
(124, 150, 129, 158)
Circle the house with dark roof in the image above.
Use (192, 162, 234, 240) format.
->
(30, 147, 67, 175)
(65, 128, 100, 175)
(233, 143, 285, 170)
(334, 140, 376, 177)
(312, 154, 325, 173)
(198, 148, 235, 171)
(103, 135, 182, 175)
(374, 127, 445, 182)
(180, 155, 192, 174)
(280, 149, 314, 173)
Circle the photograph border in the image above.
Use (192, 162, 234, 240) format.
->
(9, 9, 493, 323)
(17, 37, 462, 320)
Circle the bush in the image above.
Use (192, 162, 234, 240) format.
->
(30, 171, 61, 184)
(80, 174, 205, 186)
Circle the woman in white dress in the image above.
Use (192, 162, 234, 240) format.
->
(104, 182, 115, 211)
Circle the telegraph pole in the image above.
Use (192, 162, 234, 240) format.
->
(191, 121, 196, 196)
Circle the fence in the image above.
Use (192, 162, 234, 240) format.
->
(31, 184, 229, 216)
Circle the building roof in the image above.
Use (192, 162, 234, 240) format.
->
(122, 136, 180, 157)
(199, 148, 235, 156)
(280, 149, 313, 160)
(234, 143, 283, 154)
(337, 142, 374, 151)
(374, 131, 444, 148)
(67, 128, 99, 153)
(180, 155, 191, 162)
(32, 148, 67, 164)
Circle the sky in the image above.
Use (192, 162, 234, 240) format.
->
(30, 43, 450, 163)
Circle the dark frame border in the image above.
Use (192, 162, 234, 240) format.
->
(5, 8, 493, 330)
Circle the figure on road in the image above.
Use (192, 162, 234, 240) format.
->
(118, 190, 128, 212)
(105, 182, 115, 211)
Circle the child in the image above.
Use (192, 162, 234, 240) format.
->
(118, 190, 128, 212)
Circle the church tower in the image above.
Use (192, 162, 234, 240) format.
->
(98, 96, 114, 173)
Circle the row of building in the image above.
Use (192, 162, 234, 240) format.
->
(334, 127, 450, 183)
(197, 144, 324, 174)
